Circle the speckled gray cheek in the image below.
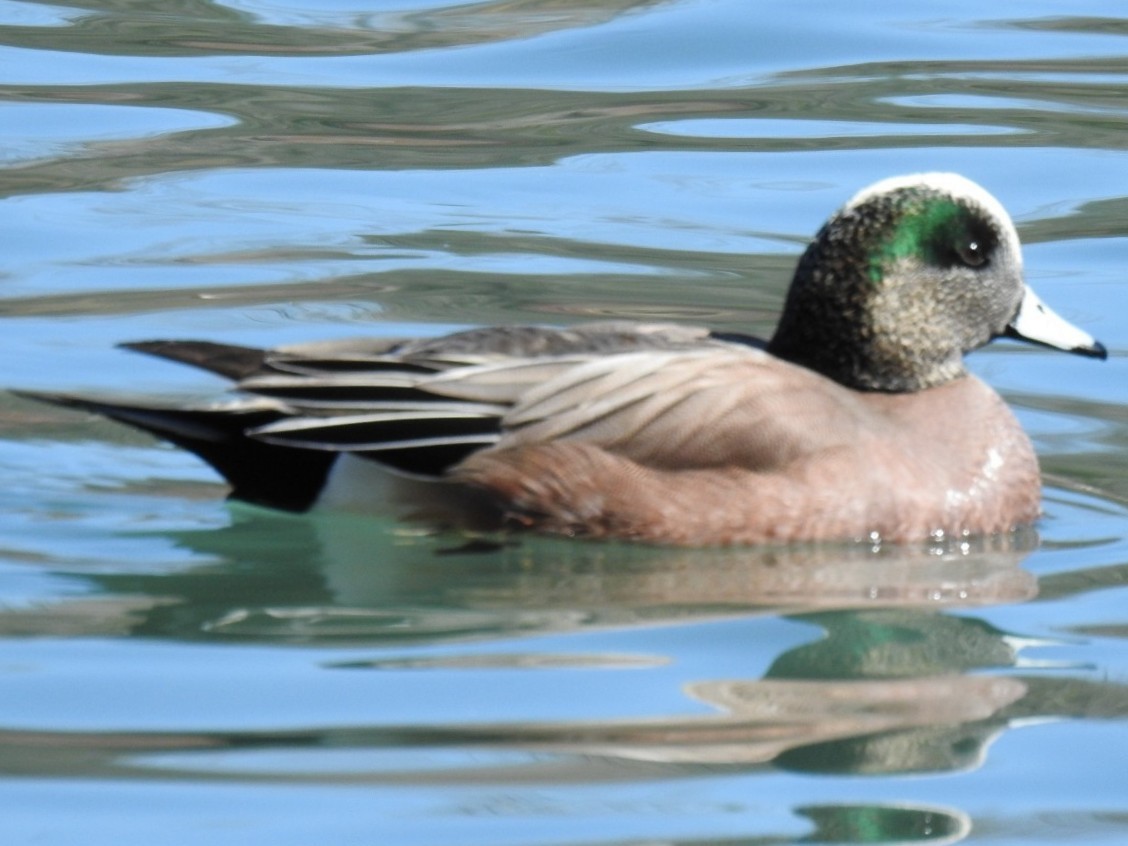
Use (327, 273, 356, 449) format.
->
(867, 204, 1017, 379)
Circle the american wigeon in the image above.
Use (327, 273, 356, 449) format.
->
(21, 173, 1105, 545)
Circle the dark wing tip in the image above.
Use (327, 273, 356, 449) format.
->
(120, 340, 268, 381)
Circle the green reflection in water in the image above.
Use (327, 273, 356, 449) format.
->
(797, 803, 968, 844)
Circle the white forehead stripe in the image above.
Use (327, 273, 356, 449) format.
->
(846, 173, 1010, 222)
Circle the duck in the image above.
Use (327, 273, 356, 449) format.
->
(20, 173, 1106, 546)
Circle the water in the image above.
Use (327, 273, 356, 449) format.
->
(2, 1, 1127, 844)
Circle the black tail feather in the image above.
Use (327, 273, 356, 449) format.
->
(15, 391, 335, 512)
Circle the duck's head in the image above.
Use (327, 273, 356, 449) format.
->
(768, 173, 1106, 392)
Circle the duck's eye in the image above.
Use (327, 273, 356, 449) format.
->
(955, 239, 988, 268)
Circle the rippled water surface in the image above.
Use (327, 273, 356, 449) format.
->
(2, 2, 1127, 844)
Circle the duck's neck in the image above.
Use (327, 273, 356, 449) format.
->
(768, 330, 960, 394)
